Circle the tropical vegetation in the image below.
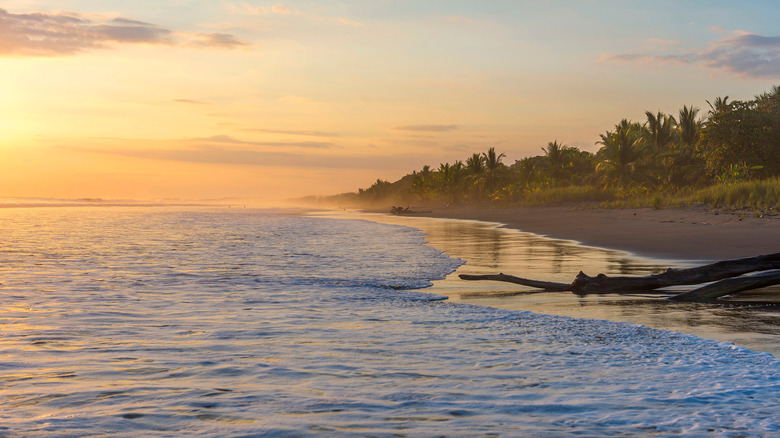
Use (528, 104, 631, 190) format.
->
(323, 85, 780, 212)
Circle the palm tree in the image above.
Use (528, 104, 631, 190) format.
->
(464, 153, 487, 200)
(754, 85, 780, 103)
(542, 140, 571, 184)
(645, 110, 677, 157)
(677, 105, 701, 153)
(516, 157, 538, 188)
(408, 165, 434, 200)
(433, 163, 455, 203)
(483, 147, 506, 193)
(451, 160, 464, 176)
(466, 153, 485, 175)
(665, 105, 705, 187)
(449, 160, 466, 203)
(437, 162, 452, 184)
(595, 119, 646, 187)
(706, 96, 730, 116)
(450, 160, 465, 187)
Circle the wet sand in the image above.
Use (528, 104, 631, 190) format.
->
(316, 208, 780, 358)
(407, 204, 780, 261)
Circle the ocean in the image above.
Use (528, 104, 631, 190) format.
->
(1, 207, 778, 436)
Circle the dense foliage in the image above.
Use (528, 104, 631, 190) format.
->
(331, 85, 780, 209)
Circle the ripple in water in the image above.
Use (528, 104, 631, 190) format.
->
(0, 207, 778, 436)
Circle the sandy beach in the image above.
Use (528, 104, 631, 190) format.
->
(407, 204, 780, 261)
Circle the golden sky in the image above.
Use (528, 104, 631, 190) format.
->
(1, 1, 779, 203)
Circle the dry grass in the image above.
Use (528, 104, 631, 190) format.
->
(518, 185, 615, 205)
(591, 178, 780, 212)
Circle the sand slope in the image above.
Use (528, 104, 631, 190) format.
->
(410, 205, 780, 261)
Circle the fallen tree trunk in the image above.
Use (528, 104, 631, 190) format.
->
(670, 270, 780, 302)
(459, 252, 780, 302)
(457, 273, 571, 291)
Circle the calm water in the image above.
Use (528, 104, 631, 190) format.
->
(1, 207, 779, 436)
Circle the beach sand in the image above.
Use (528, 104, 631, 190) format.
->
(408, 204, 780, 261)
(318, 206, 780, 357)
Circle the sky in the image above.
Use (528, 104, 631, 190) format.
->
(1, 0, 780, 203)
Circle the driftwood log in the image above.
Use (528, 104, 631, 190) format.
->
(459, 252, 780, 303)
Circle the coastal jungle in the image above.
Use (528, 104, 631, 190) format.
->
(322, 85, 780, 214)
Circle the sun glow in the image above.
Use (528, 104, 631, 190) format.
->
(0, 1, 776, 202)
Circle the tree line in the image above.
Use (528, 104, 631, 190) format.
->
(338, 85, 780, 207)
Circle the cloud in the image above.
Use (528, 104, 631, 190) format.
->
(173, 99, 213, 105)
(242, 128, 341, 137)
(191, 134, 337, 149)
(602, 30, 780, 79)
(0, 8, 172, 56)
(0, 8, 249, 57)
(268, 5, 295, 15)
(392, 125, 459, 132)
(69, 144, 421, 170)
(191, 32, 249, 49)
(599, 53, 695, 64)
(696, 32, 780, 77)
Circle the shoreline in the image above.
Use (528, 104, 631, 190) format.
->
(318, 207, 780, 357)
(397, 204, 780, 261)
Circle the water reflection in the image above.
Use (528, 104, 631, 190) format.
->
(319, 211, 780, 358)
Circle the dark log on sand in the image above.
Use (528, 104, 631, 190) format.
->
(457, 273, 571, 292)
(459, 252, 780, 302)
(670, 270, 780, 302)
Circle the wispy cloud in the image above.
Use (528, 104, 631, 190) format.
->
(602, 31, 780, 79)
(191, 134, 337, 149)
(68, 144, 421, 170)
(600, 53, 695, 64)
(242, 128, 341, 137)
(0, 7, 247, 57)
(392, 125, 459, 132)
(190, 32, 249, 49)
(264, 4, 297, 15)
(173, 99, 213, 105)
(0, 8, 172, 56)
